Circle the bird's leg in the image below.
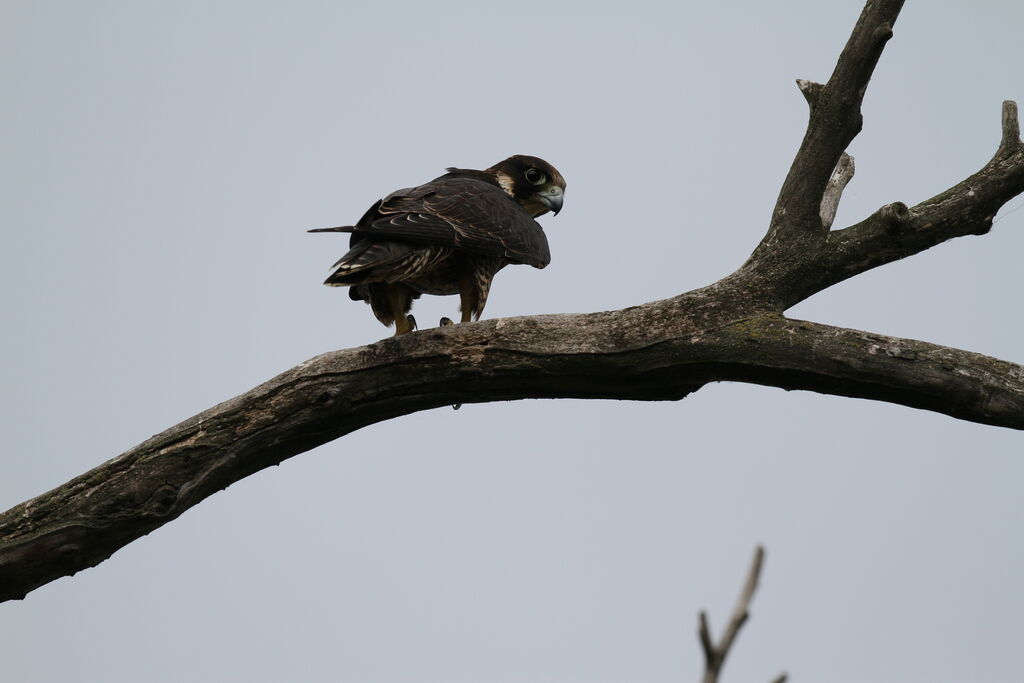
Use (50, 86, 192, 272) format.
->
(388, 285, 415, 336)
(393, 316, 413, 336)
(458, 276, 479, 324)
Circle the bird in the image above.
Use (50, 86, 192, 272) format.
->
(309, 155, 565, 336)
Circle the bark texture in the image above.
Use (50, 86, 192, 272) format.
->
(2, 0, 1023, 602)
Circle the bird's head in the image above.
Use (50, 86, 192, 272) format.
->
(486, 155, 565, 218)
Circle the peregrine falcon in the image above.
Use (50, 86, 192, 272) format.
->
(310, 155, 565, 335)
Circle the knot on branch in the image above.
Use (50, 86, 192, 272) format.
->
(873, 22, 894, 43)
(878, 201, 909, 232)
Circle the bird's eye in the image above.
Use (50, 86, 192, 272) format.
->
(524, 168, 546, 185)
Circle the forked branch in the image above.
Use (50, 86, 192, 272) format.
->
(699, 546, 785, 683)
(753, 0, 904, 257)
(811, 100, 1024, 298)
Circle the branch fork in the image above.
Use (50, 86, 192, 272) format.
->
(698, 547, 785, 683)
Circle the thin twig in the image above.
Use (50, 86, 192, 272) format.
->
(699, 546, 783, 683)
(699, 612, 715, 667)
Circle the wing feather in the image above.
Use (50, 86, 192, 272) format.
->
(344, 177, 550, 268)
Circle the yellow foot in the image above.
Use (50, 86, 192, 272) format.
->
(394, 314, 417, 336)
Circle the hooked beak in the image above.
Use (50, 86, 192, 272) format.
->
(536, 186, 564, 215)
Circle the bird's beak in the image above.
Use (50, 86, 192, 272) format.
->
(536, 186, 564, 216)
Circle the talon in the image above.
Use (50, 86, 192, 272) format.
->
(394, 314, 417, 336)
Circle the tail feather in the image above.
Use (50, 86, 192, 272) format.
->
(323, 240, 415, 286)
(308, 226, 355, 233)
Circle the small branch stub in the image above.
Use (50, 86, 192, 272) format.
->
(797, 78, 824, 107)
(999, 100, 1021, 154)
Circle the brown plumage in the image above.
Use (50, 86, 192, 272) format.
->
(310, 155, 565, 335)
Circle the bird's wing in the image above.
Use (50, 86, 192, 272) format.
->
(347, 177, 551, 268)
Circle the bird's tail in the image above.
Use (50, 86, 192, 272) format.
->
(307, 226, 355, 233)
(309, 225, 369, 285)
(322, 239, 418, 287)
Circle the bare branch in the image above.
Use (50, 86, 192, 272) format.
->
(1, 0, 1020, 612)
(999, 100, 1022, 155)
(820, 153, 855, 229)
(717, 546, 762, 658)
(808, 100, 1024, 299)
(751, 0, 904, 261)
(4, 302, 1022, 601)
(699, 612, 715, 667)
(699, 546, 769, 683)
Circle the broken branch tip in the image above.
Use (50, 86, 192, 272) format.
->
(1001, 100, 1021, 150)
(796, 79, 824, 107)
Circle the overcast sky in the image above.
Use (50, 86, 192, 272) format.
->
(2, 2, 1023, 682)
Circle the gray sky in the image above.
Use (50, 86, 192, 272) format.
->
(2, 2, 1023, 682)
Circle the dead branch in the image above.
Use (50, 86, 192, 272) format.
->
(2, 0, 1023, 604)
(698, 546, 784, 683)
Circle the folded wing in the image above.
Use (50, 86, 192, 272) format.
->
(342, 177, 551, 268)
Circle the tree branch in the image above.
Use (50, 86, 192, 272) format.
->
(811, 100, 1024, 297)
(2, 0, 1022, 605)
(820, 152, 855, 229)
(699, 546, 784, 683)
(752, 0, 903, 259)
(998, 100, 1022, 157)
(4, 305, 1023, 602)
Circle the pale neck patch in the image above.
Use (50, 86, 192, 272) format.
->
(492, 170, 516, 197)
